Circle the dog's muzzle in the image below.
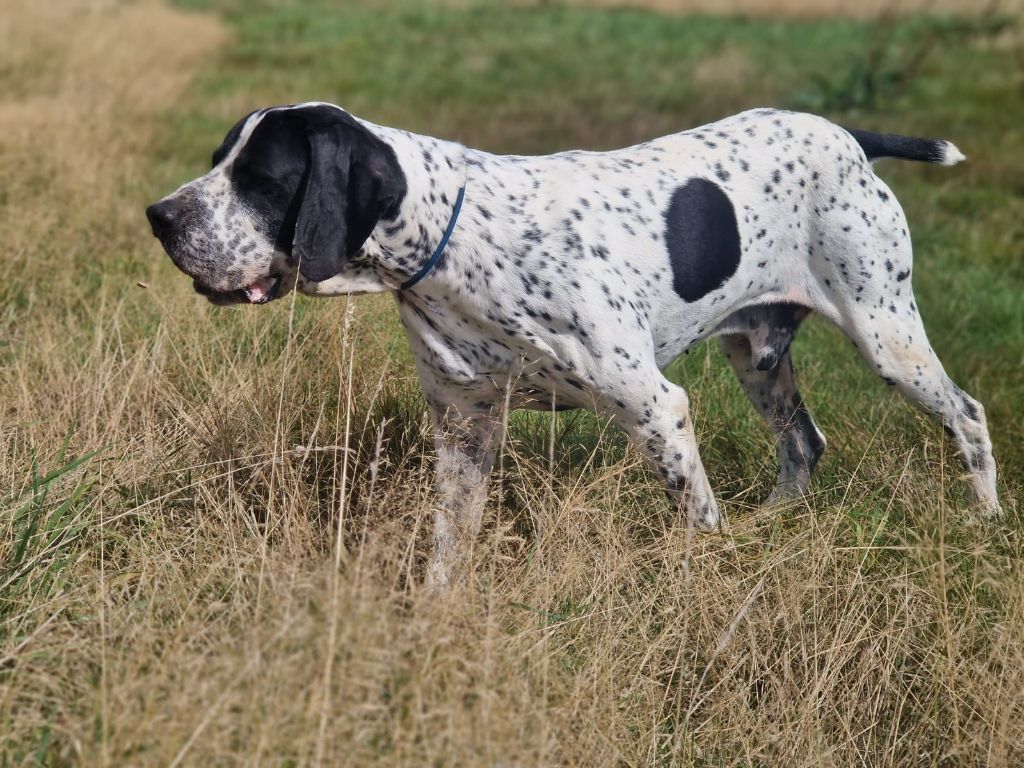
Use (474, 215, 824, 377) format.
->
(146, 198, 282, 305)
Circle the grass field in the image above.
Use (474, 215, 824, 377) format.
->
(2, 0, 1023, 764)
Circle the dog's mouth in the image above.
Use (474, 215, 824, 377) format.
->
(193, 274, 283, 305)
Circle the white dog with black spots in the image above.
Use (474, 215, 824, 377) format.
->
(148, 102, 1001, 587)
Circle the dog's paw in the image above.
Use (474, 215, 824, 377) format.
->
(761, 479, 812, 510)
(973, 499, 1004, 520)
(688, 494, 722, 531)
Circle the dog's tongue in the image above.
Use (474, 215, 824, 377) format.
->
(244, 276, 277, 303)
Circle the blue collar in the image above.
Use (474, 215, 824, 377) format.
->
(399, 185, 466, 291)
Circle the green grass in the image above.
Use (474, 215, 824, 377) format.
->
(1, 446, 100, 623)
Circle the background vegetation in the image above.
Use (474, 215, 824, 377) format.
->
(1, 0, 1022, 764)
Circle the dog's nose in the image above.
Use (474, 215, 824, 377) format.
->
(146, 198, 185, 239)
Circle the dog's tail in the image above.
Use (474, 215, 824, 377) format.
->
(845, 128, 966, 166)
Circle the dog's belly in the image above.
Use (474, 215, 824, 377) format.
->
(399, 257, 814, 413)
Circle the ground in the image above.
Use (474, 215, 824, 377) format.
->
(1, 0, 1023, 764)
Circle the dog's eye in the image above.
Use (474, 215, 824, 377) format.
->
(233, 162, 280, 185)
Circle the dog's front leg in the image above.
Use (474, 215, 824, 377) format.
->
(607, 376, 721, 530)
(425, 403, 504, 589)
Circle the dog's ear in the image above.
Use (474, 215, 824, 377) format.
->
(293, 124, 352, 282)
(293, 115, 406, 283)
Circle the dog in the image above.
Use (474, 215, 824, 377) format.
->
(147, 102, 1001, 586)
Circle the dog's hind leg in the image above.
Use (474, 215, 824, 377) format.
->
(718, 305, 826, 505)
(815, 174, 1002, 516)
(835, 291, 1001, 516)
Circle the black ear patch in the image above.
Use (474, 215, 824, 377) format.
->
(664, 178, 741, 302)
(290, 106, 407, 282)
(225, 104, 407, 283)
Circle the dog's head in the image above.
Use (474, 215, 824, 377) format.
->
(146, 103, 406, 304)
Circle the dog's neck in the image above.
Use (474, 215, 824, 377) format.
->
(363, 123, 469, 288)
(375, 124, 468, 288)
(300, 121, 470, 297)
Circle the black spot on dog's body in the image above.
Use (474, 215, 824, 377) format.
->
(663, 178, 741, 302)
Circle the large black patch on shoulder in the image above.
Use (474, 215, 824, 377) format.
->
(663, 178, 741, 302)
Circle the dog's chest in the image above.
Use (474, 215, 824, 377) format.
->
(397, 291, 596, 404)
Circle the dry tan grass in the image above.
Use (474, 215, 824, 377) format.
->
(2, 1, 1023, 765)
